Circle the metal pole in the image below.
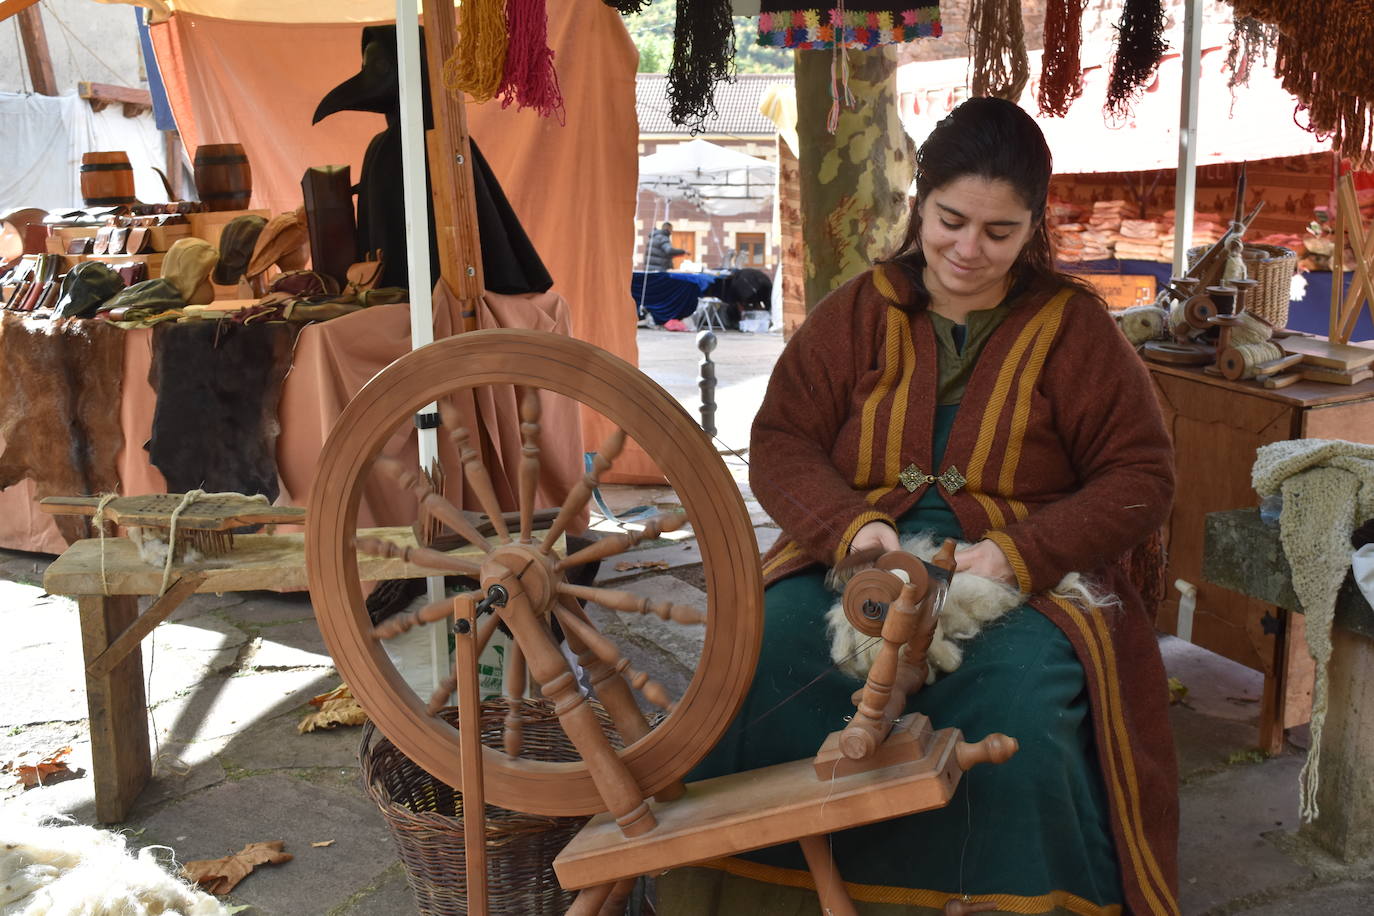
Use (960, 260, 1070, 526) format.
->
(1172, 0, 1204, 276)
(394, 0, 447, 695)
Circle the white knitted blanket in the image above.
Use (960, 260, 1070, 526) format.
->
(1252, 438, 1374, 820)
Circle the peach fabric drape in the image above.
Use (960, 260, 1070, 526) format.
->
(0, 290, 584, 553)
(148, 0, 660, 482)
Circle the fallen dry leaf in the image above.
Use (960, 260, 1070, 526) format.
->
(310, 840, 334, 848)
(299, 684, 368, 733)
(182, 840, 293, 895)
(307, 684, 350, 708)
(3, 746, 79, 789)
(613, 560, 670, 572)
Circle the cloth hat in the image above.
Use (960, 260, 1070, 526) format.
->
(247, 207, 309, 279)
(100, 277, 184, 313)
(56, 261, 125, 319)
(163, 237, 219, 304)
(213, 214, 267, 286)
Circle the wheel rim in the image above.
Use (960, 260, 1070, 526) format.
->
(307, 329, 763, 816)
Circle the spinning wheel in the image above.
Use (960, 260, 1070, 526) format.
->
(306, 329, 763, 818)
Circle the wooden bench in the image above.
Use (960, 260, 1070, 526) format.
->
(43, 527, 482, 824)
(1203, 508, 1374, 861)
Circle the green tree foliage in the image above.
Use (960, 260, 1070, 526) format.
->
(622, 8, 792, 75)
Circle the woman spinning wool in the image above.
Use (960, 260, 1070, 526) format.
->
(661, 99, 1178, 915)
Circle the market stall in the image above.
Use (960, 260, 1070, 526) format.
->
(0, 0, 649, 554)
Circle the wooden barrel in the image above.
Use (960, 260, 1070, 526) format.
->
(80, 152, 136, 207)
(194, 143, 252, 212)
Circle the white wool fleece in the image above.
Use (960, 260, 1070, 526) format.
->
(825, 532, 1118, 682)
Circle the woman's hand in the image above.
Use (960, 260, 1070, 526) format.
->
(849, 521, 899, 554)
(953, 539, 1017, 587)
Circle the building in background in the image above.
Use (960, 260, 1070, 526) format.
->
(635, 73, 790, 272)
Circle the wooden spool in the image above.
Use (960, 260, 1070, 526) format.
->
(80, 152, 136, 207)
(193, 143, 253, 212)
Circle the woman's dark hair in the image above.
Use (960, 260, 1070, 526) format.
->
(884, 97, 1098, 311)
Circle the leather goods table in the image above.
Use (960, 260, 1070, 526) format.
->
(1149, 362, 1374, 751)
(1203, 508, 1374, 861)
(43, 526, 483, 824)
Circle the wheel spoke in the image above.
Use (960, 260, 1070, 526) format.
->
(374, 455, 492, 554)
(426, 674, 457, 715)
(517, 387, 542, 545)
(557, 581, 705, 625)
(439, 399, 512, 544)
(502, 643, 527, 757)
(369, 590, 479, 640)
(354, 535, 483, 576)
(554, 510, 689, 572)
(555, 601, 675, 715)
(539, 427, 627, 555)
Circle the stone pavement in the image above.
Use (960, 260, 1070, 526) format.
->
(2, 325, 1372, 914)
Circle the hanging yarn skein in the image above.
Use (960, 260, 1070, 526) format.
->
(500, 0, 566, 121)
(1106, 0, 1169, 118)
(667, 0, 736, 131)
(1039, 0, 1088, 116)
(1231, 1, 1374, 166)
(600, 0, 652, 12)
(968, 0, 1029, 102)
(444, 0, 508, 103)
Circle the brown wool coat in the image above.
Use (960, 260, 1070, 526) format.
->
(751, 265, 1180, 916)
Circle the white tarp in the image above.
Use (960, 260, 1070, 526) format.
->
(0, 91, 170, 213)
(897, 33, 1329, 175)
(639, 138, 777, 217)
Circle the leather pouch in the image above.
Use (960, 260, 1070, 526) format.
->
(108, 227, 130, 256)
(67, 237, 95, 255)
(126, 227, 152, 255)
(92, 226, 114, 256)
(117, 263, 147, 287)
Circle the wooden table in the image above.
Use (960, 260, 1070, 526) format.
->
(1203, 508, 1374, 861)
(1149, 362, 1374, 750)
(43, 526, 483, 824)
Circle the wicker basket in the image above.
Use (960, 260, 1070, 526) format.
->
(1187, 242, 1297, 329)
(362, 699, 617, 916)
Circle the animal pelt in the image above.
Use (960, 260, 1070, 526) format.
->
(147, 321, 294, 502)
(825, 533, 1118, 682)
(0, 816, 229, 915)
(0, 315, 124, 544)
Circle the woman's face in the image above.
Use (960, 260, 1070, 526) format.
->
(918, 175, 1036, 303)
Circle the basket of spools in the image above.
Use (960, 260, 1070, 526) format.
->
(361, 699, 620, 915)
(1188, 242, 1297, 329)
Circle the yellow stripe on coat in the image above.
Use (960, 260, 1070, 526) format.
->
(695, 856, 1123, 915)
(1048, 595, 1179, 916)
(998, 291, 1070, 494)
(854, 307, 904, 487)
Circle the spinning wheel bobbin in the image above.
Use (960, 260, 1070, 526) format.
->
(841, 551, 929, 637)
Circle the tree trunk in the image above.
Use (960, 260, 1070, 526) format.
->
(796, 46, 914, 314)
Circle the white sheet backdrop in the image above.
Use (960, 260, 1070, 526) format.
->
(0, 91, 170, 213)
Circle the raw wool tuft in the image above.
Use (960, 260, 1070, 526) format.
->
(1114, 305, 1168, 346)
(1252, 438, 1374, 820)
(1106, 0, 1169, 119)
(668, 0, 736, 132)
(967, 0, 1029, 102)
(444, 0, 508, 104)
(0, 816, 230, 915)
(127, 526, 204, 570)
(825, 532, 1119, 681)
(1038, 0, 1088, 117)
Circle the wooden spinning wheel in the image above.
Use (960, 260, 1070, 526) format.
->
(306, 329, 763, 819)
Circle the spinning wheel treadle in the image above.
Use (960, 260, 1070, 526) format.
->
(306, 329, 763, 817)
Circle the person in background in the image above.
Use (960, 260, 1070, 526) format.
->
(645, 222, 686, 271)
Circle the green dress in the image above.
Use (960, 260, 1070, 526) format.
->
(658, 315, 1123, 916)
